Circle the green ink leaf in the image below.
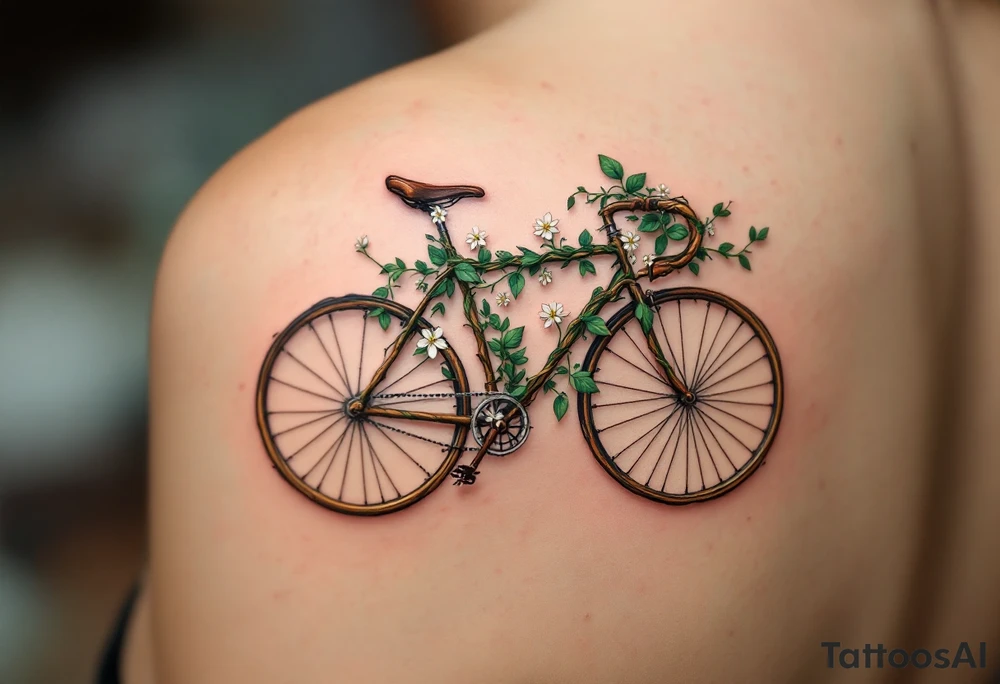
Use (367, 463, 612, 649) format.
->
(757, 226, 769, 241)
(519, 248, 543, 266)
(579, 229, 593, 247)
(544, 379, 557, 393)
(488, 339, 503, 355)
(442, 365, 454, 380)
(555, 366, 569, 375)
(712, 202, 725, 217)
(638, 213, 661, 233)
(655, 233, 668, 255)
(431, 302, 446, 316)
(553, 393, 569, 421)
(749, 226, 758, 242)
(666, 223, 689, 240)
(495, 250, 514, 262)
(509, 271, 525, 299)
(625, 214, 639, 222)
(415, 260, 430, 274)
(502, 326, 524, 349)
(569, 371, 599, 393)
(738, 254, 751, 271)
(395, 257, 405, 269)
(445, 278, 456, 297)
(695, 247, 709, 261)
(625, 173, 646, 193)
(487, 313, 500, 329)
(509, 348, 527, 365)
(635, 301, 653, 333)
(500, 318, 511, 332)
(579, 259, 597, 277)
(528, 264, 541, 276)
(413, 345, 427, 356)
(454, 261, 481, 284)
(430, 280, 447, 297)
(598, 154, 624, 180)
(428, 245, 447, 266)
(718, 242, 734, 255)
(510, 385, 528, 399)
(592, 286, 604, 297)
(368, 306, 385, 318)
(567, 195, 576, 210)
(372, 286, 390, 299)
(582, 315, 611, 336)
(481, 299, 491, 316)
(478, 247, 491, 264)
(688, 262, 700, 276)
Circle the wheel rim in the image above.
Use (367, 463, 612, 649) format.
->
(581, 288, 782, 504)
(256, 296, 470, 515)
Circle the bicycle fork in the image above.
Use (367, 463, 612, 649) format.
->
(626, 281, 694, 403)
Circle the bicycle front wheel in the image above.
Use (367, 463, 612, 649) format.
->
(256, 295, 472, 515)
(579, 287, 783, 505)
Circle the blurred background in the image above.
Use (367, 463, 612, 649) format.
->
(0, 1, 479, 681)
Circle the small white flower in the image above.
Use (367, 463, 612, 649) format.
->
(355, 235, 369, 252)
(430, 205, 447, 223)
(416, 326, 448, 359)
(496, 292, 511, 307)
(482, 408, 504, 428)
(629, 254, 637, 264)
(643, 253, 655, 266)
(657, 183, 670, 196)
(533, 212, 560, 241)
(706, 223, 715, 237)
(466, 226, 487, 251)
(539, 301, 565, 328)
(538, 268, 553, 286)
(620, 231, 640, 252)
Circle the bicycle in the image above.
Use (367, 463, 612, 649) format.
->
(256, 164, 784, 515)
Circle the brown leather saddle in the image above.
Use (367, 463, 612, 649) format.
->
(386, 175, 485, 210)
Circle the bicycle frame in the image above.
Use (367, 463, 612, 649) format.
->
(352, 212, 691, 430)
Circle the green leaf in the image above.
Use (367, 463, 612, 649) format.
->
(579, 229, 593, 247)
(719, 207, 731, 217)
(445, 278, 456, 297)
(749, 226, 757, 241)
(431, 302, 446, 316)
(381, 262, 397, 274)
(544, 379, 557, 393)
(598, 154, 624, 180)
(625, 215, 639, 222)
(519, 248, 543, 266)
(509, 349, 528, 365)
(488, 339, 503, 355)
(442, 365, 454, 380)
(413, 345, 428, 356)
(454, 261, 482, 284)
(372, 286, 390, 299)
(481, 299, 490, 316)
(488, 313, 501, 329)
(512, 369, 526, 384)
(553, 393, 569, 421)
(510, 385, 528, 399)
(395, 257, 405, 269)
(478, 247, 492, 264)
(638, 213, 661, 233)
(738, 254, 751, 271)
(495, 250, 514, 262)
(592, 286, 604, 297)
(569, 371, 599, 393)
(695, 247, 709, 261)
(528, 264, 541, 277)
(500, 318, 511, 332)
(624, 173, 646, 193)
(635, 301, 653, 333)
(579, 259, 597, 277)
(567, 195, 576, 210)
(688, 262, 700, 276)
(415, 260, 430, 274)
(509, 271, 525, 299)
(718, 242, 734, 255)
(428, 245, 447, 266)
(757, 226, 769, 241)
(502, 326, 524, 349)
(712, 202, 725, 217)
(430, 280, 448, 297)
(666, 223, 689, 240)
(367, 306, 385, 318)
(655, 233, 668, 255)
(582, 316, 611, 335)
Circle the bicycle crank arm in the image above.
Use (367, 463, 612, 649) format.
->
(351, 404, 473, 427)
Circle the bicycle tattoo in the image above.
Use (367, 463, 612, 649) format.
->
(256, 154, 784, 515)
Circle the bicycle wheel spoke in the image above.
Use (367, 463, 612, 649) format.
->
(591, 394, 674, 409)
(337, 423, 359, 500)
(654, 306, 683, 381)
(328, 313, 353, 396)
(309, 321, 351, 397)
(281, 349, 345, 399)
(611, 404, 677, 463)
(677, 300, 687, 382)
(361, 425, 401, 501)
(698, 380, 773, 399)
(689, 302, 712, 390)
(699, 399, 766, 433)
(698, 354, 768, 395)
(696, 333, 757, 391)
(597, 402, 674, 433)
(659, 408, 691, 493)
(692, 407, 737, 472)
(368, 421, 433, 477)
(270, 377, 340, 403)
(357, 312, 366, 395)
(305, 419, 352, 481)
(596, 380, 673, 396)
(606, 347, 667, 386)
(378, 355, 430, 395)
(693, 404, 754, 454)
(621, 327, 669, 383)
(284, 414, 345, 461)
(690, 407, 723, 483)
(272, 411, 341, 438)
(693, 308, 728, 389)
(693, 318, 744, 390)
(617, 404, 682, 476)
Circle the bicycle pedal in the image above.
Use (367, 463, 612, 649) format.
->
(450, 464, 480, 486)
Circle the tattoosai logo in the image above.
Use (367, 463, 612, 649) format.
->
(821, 642, 987, 669)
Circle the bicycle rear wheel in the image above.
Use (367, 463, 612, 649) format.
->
(579, 287, 783, 505)
(256, 295, 471, 515)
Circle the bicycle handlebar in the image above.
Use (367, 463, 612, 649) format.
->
(599, 197, 702, 281)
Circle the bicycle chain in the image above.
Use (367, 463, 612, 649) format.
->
(368, 390, 500, 452)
